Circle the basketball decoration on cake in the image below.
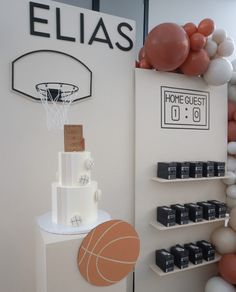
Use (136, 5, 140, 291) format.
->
(77, 219, 140, 286)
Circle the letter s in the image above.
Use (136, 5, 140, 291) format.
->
(115, 22, 134, 52)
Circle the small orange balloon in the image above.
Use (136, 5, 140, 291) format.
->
(139, 58, 152, 69)
(219, 253, 236, 284)
(138, 47, 146, 61)
(183, 22, 197, 37)
(198, 18, 215, 36)
(180, 49, 210, 76)
(190, 33, 206, 51)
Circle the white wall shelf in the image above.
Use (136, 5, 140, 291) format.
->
(150, 254, 221, 276)
(152, 176, 229, 183)
(150, 216, 228, 231)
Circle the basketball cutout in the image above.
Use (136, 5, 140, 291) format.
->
(77, 219, 140, 286)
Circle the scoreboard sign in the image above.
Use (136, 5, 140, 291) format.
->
(161, 86, 210, 130)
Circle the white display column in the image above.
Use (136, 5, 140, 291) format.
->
(36, 227, 127, 292)
(135, 69, 227, 292)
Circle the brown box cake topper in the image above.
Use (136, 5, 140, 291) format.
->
(64, 125, 85, 152)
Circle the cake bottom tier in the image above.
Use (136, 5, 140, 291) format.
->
(52, 181, 98, 226)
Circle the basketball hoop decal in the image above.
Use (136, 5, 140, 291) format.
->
(11, 50, 93, 103)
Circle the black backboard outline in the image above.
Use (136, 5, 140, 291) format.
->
(12, 49, 93, 103)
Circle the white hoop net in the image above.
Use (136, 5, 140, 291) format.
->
(36, 82, 79, 131)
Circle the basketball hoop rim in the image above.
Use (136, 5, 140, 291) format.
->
(35, 82, 79, 96)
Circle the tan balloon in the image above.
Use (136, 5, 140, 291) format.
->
(227, 197, 236, 210)
(211, 226, 236, 254)
(229, 207, 236, 232)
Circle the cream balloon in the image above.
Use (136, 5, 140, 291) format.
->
(227, 185, 236, 199)
(218, 40, 235, 57)
(203, 58, 233, 86)
(205, 276, 236, 292)
(229, 207, 236, 232)
(232, 59, 236, 71)
(212, 29, 227, 44)
(211, 226, 236, 254)
(227, 196, 236, 210)
(205, 38, 218, 58)
(228, 142, 236, 155)
(223, 172, 236, 185)
(227, 156, 236, 172)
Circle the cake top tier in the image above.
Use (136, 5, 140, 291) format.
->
(64, 124, 85, 152)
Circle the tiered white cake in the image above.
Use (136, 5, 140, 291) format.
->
(52, 151, 102, 227)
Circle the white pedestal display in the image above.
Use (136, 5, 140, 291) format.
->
(36, 227, 127, 292)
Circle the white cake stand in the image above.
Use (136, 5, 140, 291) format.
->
(37, 210, 111, 235)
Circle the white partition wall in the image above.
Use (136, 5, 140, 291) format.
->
(135, 69, 227, 292)
(0, 2, 135, 292)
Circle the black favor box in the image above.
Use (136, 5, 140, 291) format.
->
(189, 162, 203, 178)
(197, 202, 216, 220)
(196, 240, 215, 261)
(210, 161, 225, 177)
(171, 204, 189, 225)
(170, 244, 189, 269)
(184, 243, 203, 265)
(156, 249, 174, 273)
(208, 200, 227, 218)
(176, 162, 190, 179)
(184, 203, 203, 222)
(202, 161, 214, 177)
(157, 162, 177, 180)
(157, 206, 176, 227)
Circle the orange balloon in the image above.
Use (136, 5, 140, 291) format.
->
(228, 121, 236, 142)
(219, 253, 236, 284)
(139, 58, 152, 69)
(228, 100, 236, 121)
(145, 23, 190, 71)
(180, 49, 210, 76)
(183, 22, 197, 37)
(138, 47, 146, 61)
(198, 18, 215, 36)
(190, 33, 206, 51)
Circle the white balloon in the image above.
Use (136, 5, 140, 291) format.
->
(211, 226, 236, 254)
(227, 36, 235, 43)
(223, 172, 236, 185)
(228, 142, 236, 155)
(227, 196, 236, 210)
(203, 58, 233, 86)
(205, 38, 218, 58)
(227, 156, 236, 172)
(218, 40, 235, 57)
(228, 84, 236, 102)
(212, 28, 227, 44)
(205, 276, 236, 292)
(226, 185, 236, 199)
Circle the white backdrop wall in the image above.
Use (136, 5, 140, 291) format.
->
(0, 1, 135, 292)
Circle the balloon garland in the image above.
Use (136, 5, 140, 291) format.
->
(137, 18, 236, 87)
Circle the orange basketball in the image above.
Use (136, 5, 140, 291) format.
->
(77, 219, 140, 286)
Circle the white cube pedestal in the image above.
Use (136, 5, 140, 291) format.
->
(36, 226, 127, 292)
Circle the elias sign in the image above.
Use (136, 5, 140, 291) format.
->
(29, 1, 134, 51)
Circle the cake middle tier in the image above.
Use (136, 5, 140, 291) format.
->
(58, 151, 94, 186)
(52, 181, 99, 226)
